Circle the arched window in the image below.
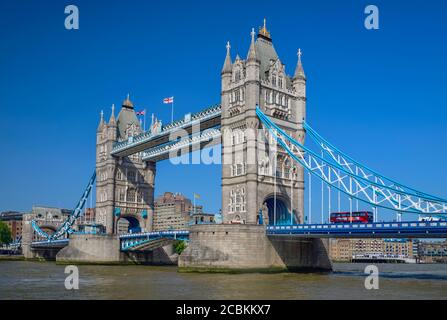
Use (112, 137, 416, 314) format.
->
(127, 170, 136, 182)
(235, 70, 241, 82)
(127, 189, 136, 202)
(278, 76, 283, 89)
(272, 73, 277, 86)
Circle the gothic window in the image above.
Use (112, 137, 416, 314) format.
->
(235, 70, 241, 82)
(265, 90, 269, 104)
(116, 170, 122, 180)
(235, 89, 240, 102)
(137, 191, 142, 203)
(128, 170, 136, 182)
(281, 95, 286, 107)
(127, 189, 136, 202)
(118, 190, 125, 202)
(236, 164, 243, 175)
(272, 73, 277, 86)
(278, 76, 283, 89)
(229, 186, 246, 213)
(285, 97, 289, 108)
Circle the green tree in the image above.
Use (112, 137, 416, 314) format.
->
(0, 221, 12, 244)
(174, 240, 186, 255)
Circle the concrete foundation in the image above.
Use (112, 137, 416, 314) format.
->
(56, 234, 177, 265)
(24, 248, 61, 261)
(179, 224, 332, 272)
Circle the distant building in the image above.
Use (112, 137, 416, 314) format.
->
(0, 211, 24, 241)
(75, 208, 96, 226)
(417, 240, 447, 263)
(153, 192, 194, 231)
(190, 212, 216, 225)
(330, 238, 417, 262)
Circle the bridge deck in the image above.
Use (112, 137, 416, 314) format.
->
(267, 221, 447, 238)
(111, 105, 221, 158)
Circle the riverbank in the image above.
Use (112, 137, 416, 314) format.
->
(0, 255, 24, 261)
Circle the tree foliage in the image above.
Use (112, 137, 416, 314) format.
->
(0, 221, 12, 244)
(174, 240, 186, 255)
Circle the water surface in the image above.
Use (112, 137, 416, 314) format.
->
(0, 261, 446, 299)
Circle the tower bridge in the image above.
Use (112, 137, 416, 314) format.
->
(23, 20, 447, 271)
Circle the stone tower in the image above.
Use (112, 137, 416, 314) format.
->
(96, 95, 156, 234)
(221, 20, 306, 226)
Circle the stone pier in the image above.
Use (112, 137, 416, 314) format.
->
(56, 234, 177, 265)
(179, 224, 332, 272)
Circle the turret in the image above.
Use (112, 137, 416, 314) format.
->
(292, 49, 306, 124)
(221, 41, 232, 92)
(97, 110, 105, 132)
(107, 104, 117, 141)
(293, 48, 306, 97)
(245, 28, 260, 111)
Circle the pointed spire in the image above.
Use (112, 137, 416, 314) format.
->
(258, 18, 271, 40)
(122, 93, 134, 109)
(247, 27, 257, 61)
(294, 48, 306, 80)
(97, 110, 105, 131)
(109, 103, 116, 125)
(222, 41, 232, 74)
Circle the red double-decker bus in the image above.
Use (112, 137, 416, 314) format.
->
(330, 211, 373, 224)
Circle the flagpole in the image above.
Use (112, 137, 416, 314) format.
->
(143, 109, 146, 132)
(193, 193, 196, 215)
(171, 100, 174, 123)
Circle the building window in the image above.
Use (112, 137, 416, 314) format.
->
(128, 170, 136, 182)
(137, 191, 142, 203)
(272, 74, 277, 86)
(127, 189, 136, 202)
(278, 76, 283, 89)
(117, 170, 122, 180)
(235, 70, 241, 82)
(235, 89, 240, 102)
(118, 190, 125, 201)
(228, 187, 246, 213)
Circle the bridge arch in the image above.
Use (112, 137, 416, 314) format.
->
(263, 194, 295, 226)
(116, 215, 142, 234)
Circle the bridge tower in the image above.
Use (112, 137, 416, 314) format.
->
(180, 21, 331, 272)
(95, 96, 155, 234)
(221, 20, 306, 226)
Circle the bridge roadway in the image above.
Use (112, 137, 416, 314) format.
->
(29, 221, 447, 250)
(267, 221, 447, 238)
(111, 104, 221, 158)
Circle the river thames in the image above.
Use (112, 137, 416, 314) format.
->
(0, 261, 446, 299)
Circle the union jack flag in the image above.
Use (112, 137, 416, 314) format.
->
(135, 110, 145, 116)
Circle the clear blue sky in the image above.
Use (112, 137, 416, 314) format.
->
(0, 0, 446, 220)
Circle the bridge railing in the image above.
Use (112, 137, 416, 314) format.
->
(267, 221, 447, 237)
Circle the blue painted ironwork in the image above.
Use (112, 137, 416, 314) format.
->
(119, 230, 189, 251)
(31, 172, 96, 241)
(141, 127, 221, 161)
(30, 239, 70, 248)
(267, 221, 447, 238)
(256, 107, 447, 216)
(112, 104, 221, 156)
